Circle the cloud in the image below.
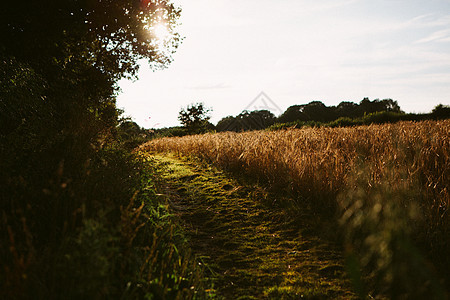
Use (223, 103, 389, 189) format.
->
(186, 82, 231, 90)
(414, 28, 450, 44)
(400, 13, 450, 33)
(349, 13, 450, 37)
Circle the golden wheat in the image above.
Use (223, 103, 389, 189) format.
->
(140, 120, 450, 297)
(140, 120, 449, 228)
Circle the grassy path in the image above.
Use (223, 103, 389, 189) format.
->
(151, 153, 355, 299)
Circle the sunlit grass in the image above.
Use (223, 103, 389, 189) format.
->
(140, 120, 450, 297)
(141, 120, 449, 221)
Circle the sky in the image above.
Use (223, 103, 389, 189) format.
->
(117, 0, 450, 129)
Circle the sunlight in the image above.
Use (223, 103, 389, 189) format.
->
(152, 23, 170, 44)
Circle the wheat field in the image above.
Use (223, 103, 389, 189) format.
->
(142, 121, 447, 214)
(141, 120, 449, 242)
(140, 120, 450, 295)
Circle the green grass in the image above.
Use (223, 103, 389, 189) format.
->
(150, 153, 355, 299)
(140, 120, 450, 298)
(1, 149, 211, 299)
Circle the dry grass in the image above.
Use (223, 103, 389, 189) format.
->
(140, 120, 450, 297)
(141, 120, 449, 248)
(141, 120, 448, 220)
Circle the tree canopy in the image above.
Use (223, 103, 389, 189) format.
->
(1, 2, 182, 296)
(178, 102, 212, 134)
(277, 98, 403, 124)
(1, 0, 182, 74)
(1, 0, 182, 165)
(1, 0, 182, 145)
(216, 110, 276, 132)
(216, 98, 406, 132)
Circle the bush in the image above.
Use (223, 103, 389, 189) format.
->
(117, 120, 152, 150)
(361, 111, 405, 124)
(328, 117, 362, 127)
(1, 143, 206, 299)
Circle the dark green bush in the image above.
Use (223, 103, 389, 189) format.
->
(1, 146, 206, 299)
(361, 111, 405, 124)
(0, 1, 204, 297)
(328, 117, 363, 127)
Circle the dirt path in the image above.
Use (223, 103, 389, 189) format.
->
(151, 153, 355, 299)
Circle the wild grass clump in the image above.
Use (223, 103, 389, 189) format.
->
(339, 165, 446, 298)
(1, 147, 207, 299)
(140, 120, 450, 297)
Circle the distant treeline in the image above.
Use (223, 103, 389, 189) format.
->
(143, 98, 449, 139)
(216, 98, 450, 132)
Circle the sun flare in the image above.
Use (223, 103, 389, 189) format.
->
(152, 23, 170, 42)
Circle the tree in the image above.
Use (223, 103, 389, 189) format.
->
(277, 105, 306, 123)
(0, 1, 182, 297)
(432, 104, 450, 119)
(301, 101, 336, 122)
(357, 98, 403, 116)
(277, 101, 335, 123)
(1, 0, 182, 74)
(216, 110, 276, 132)
(238, 110, 276, 130)
(336, 101, 359, 118)
(216, 115, 239, 132)
(1, 0, 182, 237)
(178, 102, 212, 134)
(1, 0, 182, 168)
(1, 0, 182, 140)
(381, 99, 403, 113)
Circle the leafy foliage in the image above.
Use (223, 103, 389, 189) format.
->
(117, 118, 153, 149)
(178, 102, 213, 134)
(432, 104, 450, 119)
(0, 1, 208, 299)
(216, 110, 276, 132)
(268, 104, 449, 131)
(216, 98, 404, 132)
(277, 98, 403, 124)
